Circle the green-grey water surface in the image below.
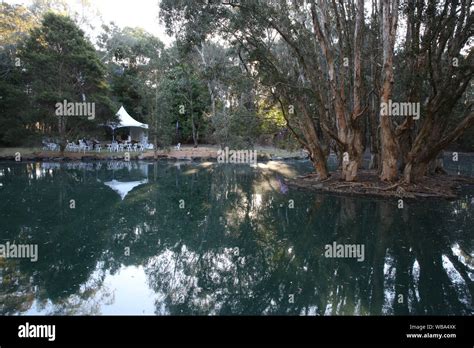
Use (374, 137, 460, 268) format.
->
(0, 159, 472, 315)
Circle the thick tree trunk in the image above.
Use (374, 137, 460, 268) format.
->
(397, 124, 413, 172)
(403, 160, 429, 184)
(196, 44, 216, 120)
(310, 0, 366, 182)
(368, 1, 381, 171)
(379, 0, 400, 181)
(58, 115, 66, 157)
(341, 0, 365, 182)
(403, 113, 436, 183)
(311, 149, 329, 180)
(398, 1, 474, 183)
(341, 160, 358, 182)
(368, 109, 380, 170)
(59, 144, 65, 157)
(341, 127, 364, 182)
(380, 116, 398, 181)
(190, 97, 198, 148)
(191, 116, 198, 148)
(404, 111, 474, 183)
(299, 101, 329, 180)
(428, 154, 447, 175)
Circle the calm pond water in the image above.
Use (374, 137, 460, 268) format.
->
(0, 159, 472, 315)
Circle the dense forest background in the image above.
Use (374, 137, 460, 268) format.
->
(0, 0, 473, 183)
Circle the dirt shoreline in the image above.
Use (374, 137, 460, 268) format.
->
(1, 148, 472, 200)
(0, 153, 300, 162)
(0, 146, 306, 162)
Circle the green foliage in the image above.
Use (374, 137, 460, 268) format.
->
(150, 50, 210, 147)
(98, 25, 165, 119)
(0, 3, 38, 146)
(18, 13, 113, 147)
(1, 1, 293, 150)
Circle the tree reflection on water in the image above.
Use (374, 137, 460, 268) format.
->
(0, 161, 472, 315)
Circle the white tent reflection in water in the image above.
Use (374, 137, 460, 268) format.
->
(104, 162, 149, 200)
(104, 179, 148, 200)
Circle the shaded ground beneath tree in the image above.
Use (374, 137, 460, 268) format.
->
(286, 170, 474, 199)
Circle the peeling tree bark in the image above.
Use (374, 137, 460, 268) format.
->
(277, 95, 329, 179)
(298, 100, 330, 179)
(379, 0, 399, 182)
(310, 0, 366, 182)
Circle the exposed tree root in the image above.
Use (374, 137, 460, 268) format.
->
(287, 170, 474, 199)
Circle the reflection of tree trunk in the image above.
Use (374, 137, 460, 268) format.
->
(331, 197, 360, 314)
(339, 197, 356, 223)
(369, 202, 393, 314)
(58, 167, 65, 221)
(428, 252, 470, 314)
(414, 243, 445, 313)
(438, 270, 467, 314)
(445, 253, 474, 297)
(393, 240, 410, 315)
(306, 195, 325, 226)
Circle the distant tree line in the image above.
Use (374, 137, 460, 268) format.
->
(0, 0, 287, 154)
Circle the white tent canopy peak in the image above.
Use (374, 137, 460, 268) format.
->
(111, 106, 148, 129)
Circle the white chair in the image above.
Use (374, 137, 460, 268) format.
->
(175, 143, 181, 151)
(95, 144, 102, 152)
(132, 144, 138, 152)
(46, 143, 58, 151)
(109, 142, 119, 152)
(66, 143, 78, 152)
(79, 141, 90, 153)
